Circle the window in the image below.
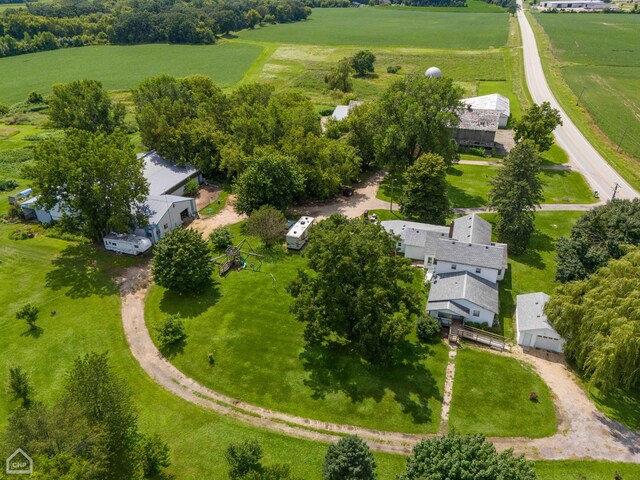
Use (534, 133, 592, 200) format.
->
(163, 223, 169, 230)
(451, 264, 457, 270)
(472, 310, 480, 317)
(475, 267, 481, 274)
(427, 257, 433, 265)
(498, 269, 502, 275)
(134, 245, 139, 249)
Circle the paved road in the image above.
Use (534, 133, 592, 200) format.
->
(516, 1, 638, 200)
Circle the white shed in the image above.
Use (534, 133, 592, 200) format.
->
(516, 292, 565, 353)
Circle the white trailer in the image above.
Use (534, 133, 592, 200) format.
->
(286, 216, 315, 250)
(103, 233, 152, 255)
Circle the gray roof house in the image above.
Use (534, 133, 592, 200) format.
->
(435, 239, 508, 273)
(140, 151, 200, 196)
(450, 214, 492, 245)
(516, 292, 565, 353)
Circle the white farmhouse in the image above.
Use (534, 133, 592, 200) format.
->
(516, 292, 565, 353)
(381, 220, 449, 264)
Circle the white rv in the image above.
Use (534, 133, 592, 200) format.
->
(103, 233, 153, 255)
(286, 216, 315, 250)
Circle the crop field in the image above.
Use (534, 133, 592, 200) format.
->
(0, 43, 264, 105)
(535, 13, 640, 164)
(238, 6, 509, 49)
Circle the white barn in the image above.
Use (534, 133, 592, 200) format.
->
(516, 292, 565, 353)
(460, 94, 511, 128)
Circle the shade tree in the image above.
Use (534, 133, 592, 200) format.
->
(399, 153, 451, 224)
(322, 435, 376, 480)
(513, 101, 562, 153)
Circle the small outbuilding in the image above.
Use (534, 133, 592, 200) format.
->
(516, 292, 565, 353)
(460, 94, 511, 128)
(330, 100, 363, 121)
(452, 109, 501, 149)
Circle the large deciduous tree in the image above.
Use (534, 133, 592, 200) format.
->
(152, 228, 213, 294)
(245, 205, 286, 248)
(488, 140, 543, 254)
(288, 215, 421, 364)
(323, 435, 377, 480)
(30, 129, 148, 241)
(325, 57, 353, 93)
(513, 101, 562, 152)
(371, 75, 462, 171)
(48, 79, 125, 133)
(350, 50, 376, 76)
(398, 433, 537, 480)
(546, 249, 640, 394)
(234, 150, 304, 214)
(400, 153, 451, 224)
(555, 199, 640, 282)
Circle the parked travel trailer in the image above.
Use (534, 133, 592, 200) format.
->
(103, 233, 153, 255)
(286, 216, 315, 250)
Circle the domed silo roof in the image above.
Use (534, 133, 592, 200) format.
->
(424, 66, 443, 78)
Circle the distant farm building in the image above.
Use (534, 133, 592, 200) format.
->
(21, 151, 201, 244)
(425, 66, 443, 78)
(516, 292, 565, 353)
(539, 0, 613, 10)
(330, 100, 364, 121)
(452, 109, 501, 149)
(461, 94, 510, 127)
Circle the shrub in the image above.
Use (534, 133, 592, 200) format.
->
(140, 434, 171, 477)
(27, 91, 44, 104)
(0, 103, 8, 116)
(245, 205, 286, 248)
(209, 227, 234, 251)
(416, 315, 441, 343)
(183, 178, 200, 197)
(387, 65, 402, 74)
(9, 226, 35, 240)
(323, 435, 377, 480)
(16, 303, 39, 330)
(155, 315, 188, 350)
(0, 179, 18, 191)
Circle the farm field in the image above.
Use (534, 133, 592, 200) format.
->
(0, 43, 264, 105)
(145, 225, 449, 434)
(449, 348, 557, 437)
(533, 12, 640, 189)
(238, 6, 508, 49)
(534, 460, 640, 480)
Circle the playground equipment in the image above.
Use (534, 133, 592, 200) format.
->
(212, 238, 263, 276)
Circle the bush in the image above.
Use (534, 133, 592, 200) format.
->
(155, 315, 188, 350)
(245, 205, 286, 247)
(323, 435, 377, 480)
(0, 103, 8, 116)
(0, 179, 18, 191)
(183, 178, 200, 197)
(416, 315, 441, 343)
(9, 226, 35, 240)
(319, 108, 335, 116)
(16, 303, 39, 330)
(27, 91, 44, 104)
(209, 227, 234, 251)
(387, 65, 402, 74)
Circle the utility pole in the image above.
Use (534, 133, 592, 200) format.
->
(612, 182, 620, 200)
(576, 86, 586, 105)
(616, 127, 628, 153)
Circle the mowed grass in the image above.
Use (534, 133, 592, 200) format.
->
(0, 43, 264, 105)
(145, 225, 449, 434)
(0, 221, 410, 479)
(534, 461, 640, 480)
(480, 211, 583, 339)
(377, 165, 595, 207)
(449, 348, 557, 437)
(238, 7, 508, 49)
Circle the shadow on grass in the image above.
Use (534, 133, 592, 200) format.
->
(20, 326, 44, 338)
(158, 282, 221, 319)
(497, 267, 515, 339)
(45, 243, 120, 298)
(509, 229, 555, 271)
(592, 387, 640, 433)
(300, 340, 441, 425)
(446, 184, 485, 209)
(159, 337, 188, 359)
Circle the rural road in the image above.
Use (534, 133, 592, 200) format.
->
(516, 0, 638, 201)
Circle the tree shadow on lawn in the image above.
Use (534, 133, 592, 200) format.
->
(158, 282, 222, 319)
(159, 337, 188, 359)
(509, 228, 555, 271)
(45, 243, 120, 298)
(300, 340, 442, 425)
(20, 326, 44, 339)
(446, 184, 485, 209)
(497, 267, 515, 339)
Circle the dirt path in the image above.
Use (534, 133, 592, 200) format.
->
(438, 346, 457, 434)
(190, 194, 247, 238)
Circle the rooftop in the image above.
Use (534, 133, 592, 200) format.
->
(457, 109, 501, 132)
(435, 238, 507, 271)
(460, 94, 510, 118)
(140, 151, 198, 196)
(381, 220, 449, 242)
(516, 292, 560, 333)
(450, 214, 492, 245)
(428, 271, 499, 314)
(330, 101, 363, 121)
(142, 194, 191, 225)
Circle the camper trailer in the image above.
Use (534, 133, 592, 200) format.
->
(103, 233, 153, 255)
(286, 216, 315, 250)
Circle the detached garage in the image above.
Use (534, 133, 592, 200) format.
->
(516, 292, 565, 353)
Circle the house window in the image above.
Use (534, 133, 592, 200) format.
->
(475, 267, 481, 274)
(427, 257, 433, 265)
(498, 269, 502, 275)
(451, 264, 457, 270)
(472, 310, 480, 317)
(163, 223, 169, 230)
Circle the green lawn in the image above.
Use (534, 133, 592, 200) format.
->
(589, 385, 640, 432)
(449, 348, 557, 437)
(377, 166, 595, 208)
(0, 221, 410, 479)
(238, 7, 508, 49)
(145, 224, 449, 434)
(534, 460, 640, 480)
(0, 43, 264, 105)
(199, 187, 230, 217)
(480, 211, 583, 339)
(532, 12, 640, 190)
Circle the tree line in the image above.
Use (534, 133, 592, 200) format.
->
(0, 0, 311, 58)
